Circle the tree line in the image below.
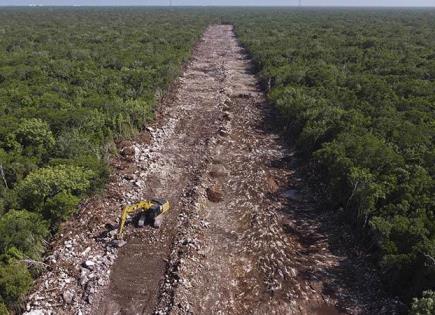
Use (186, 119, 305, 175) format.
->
(0, 7, 207, 313)
(233, 8, 434, 313)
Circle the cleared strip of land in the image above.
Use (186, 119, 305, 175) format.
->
(26, 25, 397, 315)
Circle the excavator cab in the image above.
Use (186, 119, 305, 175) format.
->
(117, 199, 170, 237)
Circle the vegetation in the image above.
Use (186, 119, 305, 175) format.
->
(411, 290, 435, 315)
(0, 7, 207, 311)
(233, 8, 435, 309)
(0, 6, 433, 313)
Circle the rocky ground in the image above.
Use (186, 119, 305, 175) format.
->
(24, 25, 400, 315)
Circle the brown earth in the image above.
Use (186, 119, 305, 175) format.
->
(25, 25, 400, 315)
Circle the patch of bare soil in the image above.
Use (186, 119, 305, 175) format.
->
(25, 25, 399, 315)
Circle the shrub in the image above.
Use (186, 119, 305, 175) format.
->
(411, 290, 435, 315)
(0, 303, 8, 315)
(14, 164, 94, 225)
(0, 210, 49, 260)
(7, 118, 55, 160)
(0, 262, 32, 307)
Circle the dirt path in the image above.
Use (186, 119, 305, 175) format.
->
(25, 25, 398, 315)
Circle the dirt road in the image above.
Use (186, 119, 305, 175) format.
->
(25, 25, 398, 315)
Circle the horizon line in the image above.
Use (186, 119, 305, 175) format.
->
(1, 4, 435, 7)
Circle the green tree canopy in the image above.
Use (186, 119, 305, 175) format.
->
(0, 210, 49, 260)
(14, 165, 94, 224)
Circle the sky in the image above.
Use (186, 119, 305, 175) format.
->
(0, 0, 434, 6)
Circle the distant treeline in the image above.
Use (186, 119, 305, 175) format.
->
(233, 8, 435, 313)
(0, 8, 207, 313)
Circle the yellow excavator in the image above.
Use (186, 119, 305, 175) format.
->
(117, 199, 170, 237)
